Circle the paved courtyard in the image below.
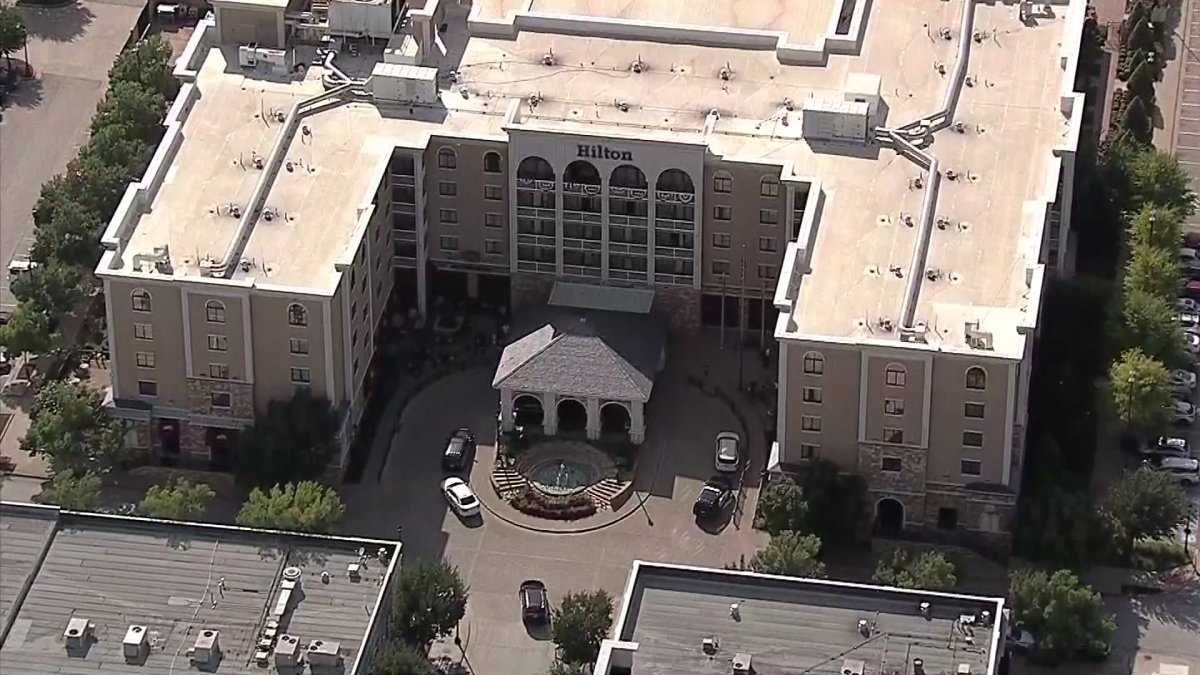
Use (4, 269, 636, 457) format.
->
(341, 363, 769, 674)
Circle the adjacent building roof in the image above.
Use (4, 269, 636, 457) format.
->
(0, 502, 398, 675)
(493, 307, 666, 401)
(602, 561, 1006, 675)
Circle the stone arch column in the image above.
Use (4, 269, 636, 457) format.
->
(585, 397, 601, 440)
(630, 400, 646, 444)
(543, 392, 558, 435)
(499, 388, 515, 432)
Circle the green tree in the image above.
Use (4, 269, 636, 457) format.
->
(797, 460, 866, 542)
(10, 261, 83, 318)
(234, 389, 339, 487)
(1109, 348, 1173, 436)
(755, 476, 807, 535)
(1106, 466, 1189, 542)
(545, 662, 591, 675)
(1123, 243, 1180, 299)
(41, 470, 102, 511)
(0, 3, 27, 71)
(32, 174, 90, 228)
(1010, 569, 1114, 662)
(108, 35, 178, 100)
(0, 305, 53, 356)
(371, 639, 435, 675)
(872, 549, 958, 590)
(1119, 288, 1181, 366)
(82, 123, 154, 175)
(235, 481, 345, 532)
(21, 381, 127, 474)
(1127, 203, 1183, 251)
(1126, 15, 1156, 56)
(92, 80, 168, 145)
(139, 478, 215, 520)
(1125, 145, 1197, 215)
(392, 560, 469, 648)
(1121, 95, 1153, 144)
(29, 202, 104, 271)
(1126, 61, 1155, 107)
(551, 590, 613, 665)
(1016, 478, 1114, 569)
(746, 531, 826, 578)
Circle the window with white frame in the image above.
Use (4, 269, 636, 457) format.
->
(210, 392, 232, 408)
(965, 366, 987, 390)
(711, 260, 731, 276)
(138, 380, 157, 396)
(758, 237, 778, 252)
(881, 456, 902, 472)
(134, 323, 153, 340)
(437, 147, 457, 169)
(713, 173, 733, 193)
(962, 430, 984, 447)
(884, 398, 905, 415)
(207, 335, 227, 352)
(964, 402, 985, 419)
(802, 351, 824, 375)
(289, 338, 309, 355)
(759, 209, 779, 225)
(485, 239, 503, 255)
(290, 367, 311, 384)
(961, 459, 982, 476)
(713, 205, 732, 221)
(209, 363, 230, 379)
(799, 443, 818, 460)
(760, 177, 780, 197)
(484, 185, 503, 201)
(438, 181, 457, 196)
(757, 264, 776, 280)
(131, 288, 152, 312)
(884, 363, 906, 387)
(883, 427, 904, 444)
(135, 352, 155, 368)
(440, 208, 458, 224)
(802, 387, 822, 403)
(483, 151, 502, 173)
(440, 235, 460, 251)
(712, 233, 731, 248)
(801, 415, 821, 432)
(485, 213, 502, 228)
(288, 303, 308, 327)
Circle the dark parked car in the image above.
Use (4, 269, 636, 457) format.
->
(693, 476, 733, 519)
(519, 580, 549, 623)
(442, 428, 475, 471)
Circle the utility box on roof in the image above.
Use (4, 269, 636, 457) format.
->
(371, 63, 440, 104)
(802, 98, 870, 143)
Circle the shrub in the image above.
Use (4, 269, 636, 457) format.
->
(1130, 537, 1190, 571)
(509, 489, 596, 520)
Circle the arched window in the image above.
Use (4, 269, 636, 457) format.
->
(563, 160, 601, 184)
(760, 176, 780, 197)
(205, 300, 226, 323)
(884, 363, 906, 387)
(288, 303, 308, 327)
(517, 156, 555, 181)
(712, 172, 733, 194)
(965, 366, 987, 390)
(131, 288, 152, 312)
(483, 151, 502, 173)
(802, 351, 824, 375)
(437, 147, 457, 169)
(609, 164, 647, 188)
(656, 168, 694, 193)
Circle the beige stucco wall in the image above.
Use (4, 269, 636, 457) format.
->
(109, 279, 188, 407)
(424, 137, 510, 263)
(700, 161, 789, 292)
(926, 357, 1013, 484)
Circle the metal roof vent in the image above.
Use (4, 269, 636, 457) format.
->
(191, 629, 221, 665)
(841, 658, 865, 675)
(282, 566, 303, 582)
(630, 57, 645, 73)
(957, 665, 972, 675)
(541, 48, 555, 66)
(719, 64, 733, 80)
(123, 625, 149, 662)
(274, 634, 302, 667)
(731, 652, 752, 675)
(307, 639, 343, 667)
(913, 658, 926, 675)
(701, 636, 719, 654)
(63, 617, 94, 650)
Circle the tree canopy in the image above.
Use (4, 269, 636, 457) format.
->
(1109, 348, 1173, 436)
(1121, 143, 1197, 215)
(20, 381, 127, 475)
(739, 531, 827, 578)
(0, 305, 54, 356)
(1010, 569, 1114, 663)
(1106, 465, 1189, 543)
(1126, 203, 1184, 251)
(391, 559, 469, 648)
(872, 549, 958, 590)
(1118, 288, 1181, 366)
(755, 461, 865, 541)
(371, 640, 435, 675)
(0, 3, 27, 70)
(139, 479, 215, 520)
(235, 481, 345, 532)
(551, 590, 613, 665)
(234, 389, 339, 487)
(40, 471, 103, 511)
(1123, 242, 1181, 299)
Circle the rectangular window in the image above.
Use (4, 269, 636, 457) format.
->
(881, 456, 903, 472)
(758, 237, 778, 253)
(205, 303, 225, 323)
(134, 323, 153, 340)
(439, 235, 459, 251)
(802, 387, 822, 403)
(437, 150, 456, 169)
(485, 213, 502, 228)
(713, 175, 732, 193)
(289, 338, 309, 355)
(137, 380, 157, 397)
(207, 335, 228, 352)
(711, 260, 731, 276)
(961, 459, 982, 476)
(884, 398, 905, 415)
(209, 363, 229, 379)
(757, 264, 777, 280)
(438, 181, 457, 196)
(712, 233, 731, 249)
(801, 415, 821, 432)
(439, 208, 458, 224)
(962, 430, 984, 448)
(485, 239, 503, 255)
(761, 180, 780, 197)
(759, 209, 779, 225)
(964, 402, 985, 419)
(885, 367, 907, 387)
(210, 392, 232, 408)
(883, 427, 904, 444)
(290, 367, 311, 384)
(135, 352, 155, 368)
(803, 352, 824, 375)
(799, 443, 819, 460)
(484, 185, 503, 201)
(713, 205, 732, 221)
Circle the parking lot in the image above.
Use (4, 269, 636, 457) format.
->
(340, 366, 768, 674)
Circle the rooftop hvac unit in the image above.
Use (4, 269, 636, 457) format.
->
(274, 634, 302, 667)
(731, 652, 752, 675)
(306, 639, 343, 667)
(841, 659, 865, 675)
(192, 629, 221, 664)
(957, 665, 972, 675)
(122, 625, 149, 661)
(238, 43, 259, 67)
(272, 579, 299, 619)
(63, 617, 94, 650)
(371, 62, 439, 104)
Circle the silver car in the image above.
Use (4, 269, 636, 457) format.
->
(714, 431, 741, 472)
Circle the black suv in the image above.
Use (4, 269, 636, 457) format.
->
(693, 476, 733, 519)
(442, 428, 475, 471)
(519, 580, 549, 623)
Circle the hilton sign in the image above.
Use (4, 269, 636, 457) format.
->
(577, 144, 633, 161)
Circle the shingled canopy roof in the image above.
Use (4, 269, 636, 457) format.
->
(492, 308, 666, 402)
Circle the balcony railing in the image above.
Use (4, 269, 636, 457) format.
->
(563, 238, 603, 251)
(609, 214, 648, 228)
(654, 272, 694, 285)
(609, 186, 648, 200)
(608, 242, 647, 255)
(516, 233, 556, 247)
(516, 178, 556, 192)
(610, 269, 648, 281)
(563, 265, 602, 278)
(655, 190, 695, 204)
(654, 216, 694, 232)
(516, 260, 557, 274)
(563, 182, 602, 196)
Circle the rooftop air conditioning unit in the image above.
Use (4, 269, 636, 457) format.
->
(841, 658, 866, 675)
(307, 639, 342, 667)
(274, 634, 302, 667)
(238, 43, 259, 67)
(192, 629, 220, 665)
(123, 625, 149, 661)
(63, 617, 94, 650)
(732, 653, 752, 675)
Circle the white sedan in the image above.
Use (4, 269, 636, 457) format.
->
(1172, 400, 1197, 425)
(714, 431, 741, 472)
(440, 477, 481, 518)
